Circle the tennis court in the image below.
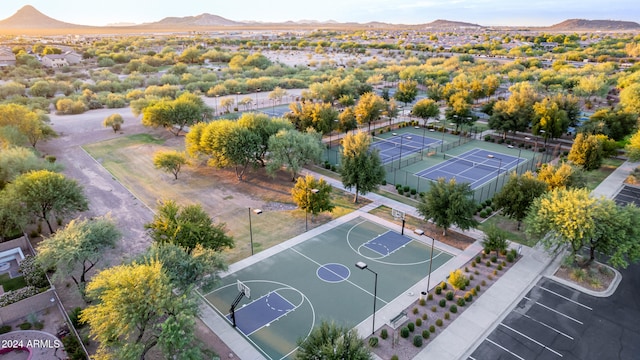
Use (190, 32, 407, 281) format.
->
(371, 133, 441, 164)
(201, 217, 453, 359)
(416, 148, 525, 189)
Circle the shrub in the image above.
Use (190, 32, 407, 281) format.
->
(69, 307, 85, 328)
(0, 325, 11, 334)
(429, 325, 436, 333)
(502, 261, 507, 267)
(19, 322, 32, 330)
(471, 261, 476, 268)
(490, 255, 497, 263)
(431, 306, 437, 312)
(427, 293, 433, 300)
(18, 255, 49, 289)
(419, 298, 426, 306)
(422, 313, 428, 320)
(475, 256, 482, 263)
(465, 292, 473, 302)
(439, 299, 446, 307)
(422, 329, 430, 339)
(445, 291, 454, 301)
(397, 188, 404, 194)
(471, 288, 478, 296)
(408, 322, 415, 332)
(413, 307, 419, 314)
(395, 184, 402, 190)
(469, 274, 474, 281)
(400, 327, 410, 338)
(61, 333, 85, 360)
(474, 270, 480, 275)
(440, 281, 447, 290)
(415, 318, 422, 327)
(369, 337, 379, 347)
(486, 261, 491, 267)
(497, 264, 503, 271)
(391, 356, 399, 360)
(457, 297, 466, 306)
(411, 189, 417, 195)
(413, 335, 423, 347)
(380, 328, 388, 339)
(510, 248, 518, 258)
(506, 253, 515, 262)
(493, 270, 498, 276)
(488, 274, 494, 280)
(479, 210, 487, 218)
(435, 285, 442, 294)
(485, 206, 493, 213)
(403, 185, 410, 193)
(436, 319, 443, 327)
(450, 304, 458, 313)
(444, 312, 450, 320)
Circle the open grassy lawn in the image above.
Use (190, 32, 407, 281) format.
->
(0, 274, 27, 292)
(583, 158, 625, 191)
(479, 213, 538, 247)
(83, 133, 368, 263)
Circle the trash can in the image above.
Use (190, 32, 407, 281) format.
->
(420, 291, 427, 301)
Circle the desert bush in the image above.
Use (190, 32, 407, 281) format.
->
(369, 337, 378, 347)
(380, 328, 388, 339)
(431, 306, 437, 312)
(419, 298, 426, 306)
(415, 318, 422, 327)
(450, 304, 458, 313)
(400, 327, 410, 338)
(435, 285, 442, 294)
(19, 322, 32, 330)
(427, 293, 433, 300)
(408, 322, 415, 332)
(444, 312, 450, 320)
(436, 319, 443, 327)
(429, 325, 436, 333)
(391, 356, 399, 360)
(0, 325, 11, 334)
(422, 313, 428, 320)
(439, 299, 446, 307)
(422, 329, 430, 339)
(445, 291, 454, 301)
(457, 297, 466, 306)
(465, 292, 473, 302)
(413, 335, 423, 347)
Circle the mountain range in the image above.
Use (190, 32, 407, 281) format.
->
(0, 5, 639, 35)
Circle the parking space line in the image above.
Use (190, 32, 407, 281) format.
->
(521, 313, 574, 340)
(486, 338, 525, 360)
(537, 285, 593, 310)
(524, 296, 583, 324)
(468, 356, 477, 360)
(500, 323, 564, 357)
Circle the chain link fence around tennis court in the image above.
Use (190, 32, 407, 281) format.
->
(324, 131, 555, 204)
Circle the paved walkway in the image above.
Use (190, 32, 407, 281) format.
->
(200, 157, 639, 360)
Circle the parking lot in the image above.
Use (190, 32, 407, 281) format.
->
(468, 273, 640, 360)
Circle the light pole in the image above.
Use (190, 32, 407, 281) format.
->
(426, 237, 435, 295)
(488, 154, 502, 193)
(255, 88, 260, 110)
(215, 94, 220, 116)
(355, 261, 378, 336)
(305, 188, 319, 232)
(236, 92, 240, 110)
(248, 208, 262, 255)
(441, 116, 446, 151)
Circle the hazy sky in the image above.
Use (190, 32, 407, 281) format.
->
(2, 1, 638, 26)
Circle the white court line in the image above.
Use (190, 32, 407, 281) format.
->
(524, 296, 583, 324)
(500, 323, 564, 357)
(486, 338, 525, 360)
(536, 285, 593, 310)
(290, 247, 388, 305)
(468, 356, 477, 360)
(521, 313, 574, 340)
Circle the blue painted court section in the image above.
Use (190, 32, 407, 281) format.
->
(317, 263, 350, 283)
(371, 135, 441, 164)
(227, 292, 295, 335)
(415, 148, 524, 189)
(364, 231, 412, 256)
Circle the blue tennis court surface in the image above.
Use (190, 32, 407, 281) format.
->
(416, 148, 525, 189)
(371, 134, 441, 164)
(227, 291, 295, 335)
(363, 231, 412, 256)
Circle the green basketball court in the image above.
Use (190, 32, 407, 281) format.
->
(201, 216, 453, 359)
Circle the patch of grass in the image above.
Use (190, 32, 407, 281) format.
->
(583, 158, 624, 191)
(0, 274, 27, 292)
(479, 213, 537, 247)
(373, 188, 420, 206)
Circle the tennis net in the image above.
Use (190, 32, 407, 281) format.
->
(371, 135, 433, 153)
(443, 153, 503, 173)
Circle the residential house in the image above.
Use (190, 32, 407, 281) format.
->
(41, 54, 69, 68)
(0, 48, 16, 67)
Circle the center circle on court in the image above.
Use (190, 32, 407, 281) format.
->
(316, 263, 350, 283)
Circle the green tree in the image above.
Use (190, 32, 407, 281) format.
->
(140, 243, 227, 294)
(238, 113, 293, 166)
(340, 131, 385, 203)
(103, 113, 124, 133)
(145, 200, 233, 253)
(568, 133, 604, 171)
(291, 175, 334, 220)
(0, 104, 56, 148)
(493, 172, 547, 230)
(532, 98, 569, 143)
(153, 150, 188, 180)
(142, 92, 211, 136)
(620, 82, 640, 115)
(296, 320, 372, 360)
(267, 129, 324, 180)
(0, 191, 27, 241)
(394, 80, 418, 108)
(0, 147, 59, 189)
(417, 178, 478, 236)
(412, 98, 440, 127)
(354, 92, 386, 132)
(80, 260, 202, 360)
(337, 106, 358, 134)
(36, 215, 120, 293)
(581, 108, 637, 141)
(8, 170, 88, 234)
(481, 223, 509, 257)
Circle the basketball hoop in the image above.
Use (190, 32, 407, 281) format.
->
(391, 208, 407, 235)
(230, 280, 251, 327)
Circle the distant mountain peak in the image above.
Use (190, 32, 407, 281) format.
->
(548, 19, 640, 30)
(0, 4, 89, 29)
